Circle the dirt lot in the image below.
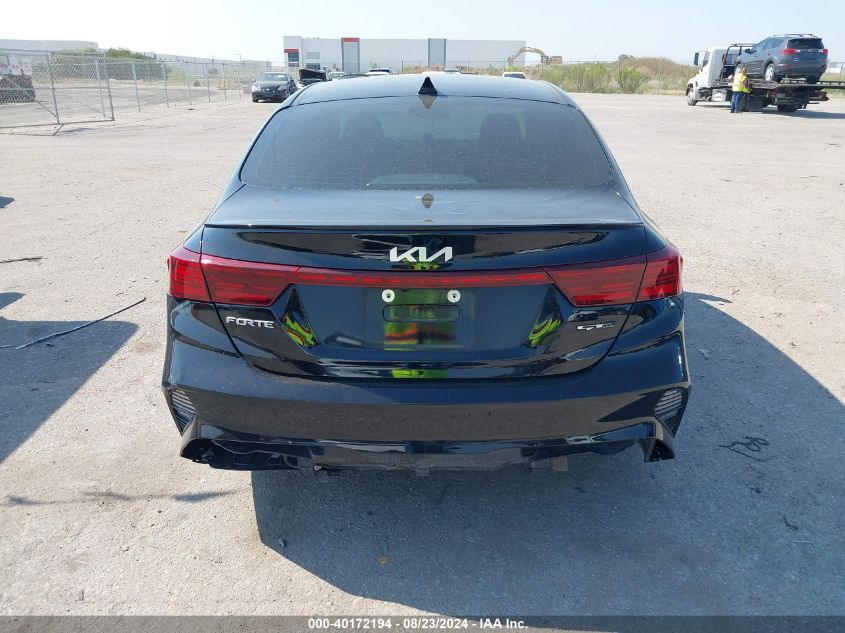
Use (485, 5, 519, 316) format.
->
(1, 94, 843, 616)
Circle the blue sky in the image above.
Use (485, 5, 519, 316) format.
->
(6, 0, 844, 63)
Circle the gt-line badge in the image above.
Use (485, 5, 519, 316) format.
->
(576, 322, 615, 331)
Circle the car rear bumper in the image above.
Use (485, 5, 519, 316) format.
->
(775, 61, 827, 76)
(163, 316, 690, 470)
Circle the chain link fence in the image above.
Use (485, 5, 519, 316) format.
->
(0, 49, 280, 129)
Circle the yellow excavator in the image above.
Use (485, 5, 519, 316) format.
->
(506, 47, 563, 66)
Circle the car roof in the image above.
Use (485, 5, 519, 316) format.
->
(290, 73, 571, 106)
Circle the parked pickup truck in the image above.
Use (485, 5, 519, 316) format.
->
(686, 44, 845, 113)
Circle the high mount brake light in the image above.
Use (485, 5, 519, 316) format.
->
(167, 244, 683, 307)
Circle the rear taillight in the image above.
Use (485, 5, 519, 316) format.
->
(167, 243, 683, 307)
(546, 258, 646, 307)
(292, 268, 549, 288)
(637, 244, 682, 301)
(545, 243, 682, 307)
(168, 245, 210, 302)
(782, 48, 797, 55)
(821, 48, 829, 55)
(201, 254, 298, 306)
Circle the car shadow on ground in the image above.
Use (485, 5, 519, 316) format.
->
(0, 292, 137, 463)
(251, 292, 844, 615)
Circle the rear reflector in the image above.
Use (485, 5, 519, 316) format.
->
(546, 257, 646, 306)
(637, 244, 682, 301)
(654, 388, 686, 435)
(201, 254, 298, 306)
(168, 245, 210, 302)
(168, 388, 196, 434)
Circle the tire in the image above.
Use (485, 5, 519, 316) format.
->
(776, 104, 798, 113)
(764, 63, 777, 82)
(806, 76, 821, 85)
(686, 87, 697, 106)
(761, 97, 771, 108)
(252, 96, 259, 102)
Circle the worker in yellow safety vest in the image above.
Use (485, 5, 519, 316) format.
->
(731, 67, 751, 113)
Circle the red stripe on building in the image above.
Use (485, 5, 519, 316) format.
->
(283, 48, 299, 53)
(341, 37, 359, 43)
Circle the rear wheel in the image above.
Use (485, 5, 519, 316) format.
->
(776, 104, 798, 113)
(806, 76, 821, 85)
(764, 63, 777, 82)
(252, 96, 259, 102)
(686, 87, 697, 106)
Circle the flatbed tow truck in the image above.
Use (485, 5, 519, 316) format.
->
(687, 44, 845, 112)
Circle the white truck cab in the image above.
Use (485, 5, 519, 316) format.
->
(686, 45, 753, 105)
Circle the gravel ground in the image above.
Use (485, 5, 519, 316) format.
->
(0, 94, 843, 616)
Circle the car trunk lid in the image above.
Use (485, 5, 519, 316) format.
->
(198, 186, 650, 379)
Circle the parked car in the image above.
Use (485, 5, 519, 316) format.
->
(502, 71, 527, 79)
(0, 73, 35, 103)
(0, 54, 36, 103)
(442, 67, 461, 74)
(327, 71, 345, 80)
(251, 72, 297, 102)
(164, 74, 689, 473)
(735, 34, 828, 83)
(366, 68, 393, 76)
(299, 68, 327, 87)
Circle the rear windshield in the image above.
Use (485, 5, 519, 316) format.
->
(241, 96, 611, 190)
(787, 38, 824, 49)
(257, 73, 288, 81)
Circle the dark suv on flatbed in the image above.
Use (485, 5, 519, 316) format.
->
(736, 34, 828, 83)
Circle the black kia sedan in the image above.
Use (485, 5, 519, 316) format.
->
(250, 72, 297, 102)
(163, 74, 689, 473)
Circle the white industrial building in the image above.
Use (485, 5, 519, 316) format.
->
(0, 39, 99, 52)
(283, 36, 526, 73)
